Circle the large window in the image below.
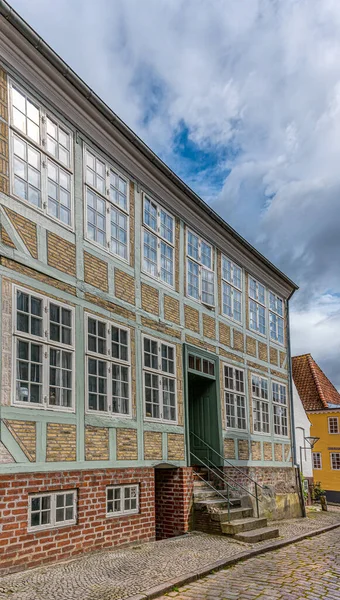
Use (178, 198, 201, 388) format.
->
(85, 147, 129, 261)
(86, 315, 130, 416)
(187, 229, 214, 306)
(251, 374, 269, 433)
(142, 195, 175, 287)
(10, 83, 73, 227)
(312, 452, 322, 470)
(249, 277, 266, 335)
(221, 256, 242, 323)
(106, 484, 139, 516)
(331, 453, 340, 470)
(143, 336, 176, 422)
(269, 291, 284, 344)
(13, 287, 74, 410)
(28, 490, 77, 531)
(328, 417, 339, 434)
(272, 382, 288, 436)
(224, 365, 246, 430)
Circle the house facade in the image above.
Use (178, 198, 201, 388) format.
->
(0, 3, 298, 575)
(293, 354, 340, 504)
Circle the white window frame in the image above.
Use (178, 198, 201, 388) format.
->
(84, 145, 130, 263)
(106, 484, 139, 517)
(312, 452, 322, 470)
(85, 313, 131, 418)
(272, 381, 288, 437)
(251, 373, 270, 434)
(142, 334, 177, 424)
(186, 228, 215, 307)
(328, 417, 339, 434)
(12, 285, 75, 412)
(269, 291, 284, 345)
(248, 276, 266, 337)
(223, 363, 247, 431)
(9, 80, 74, 230)
(331, 452, 340, 470)
(28, 489, 77, 532)
(221, 255, 242, 324)
(141, 193, 175, 288)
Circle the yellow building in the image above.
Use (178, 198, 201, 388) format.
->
(293, 354, 340, 503)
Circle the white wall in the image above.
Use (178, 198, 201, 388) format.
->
(293, 382, 313, 478)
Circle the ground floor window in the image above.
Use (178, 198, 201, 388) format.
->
(312, 452, 322, 469)
(106, 484, 139, 516)
(28, 490, 77, 531)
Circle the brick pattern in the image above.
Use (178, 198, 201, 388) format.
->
(224, 465, 296, 495)
(246, 335, 257, 357)
(219, 348, 244, 363)
(274, 443, 283, 462)
(269, 346, 279, 366)
(280, 351, 287, 369)
(251, 440, 261, 461)
(116, 429, 138, 460)
(238, 439, 250, 460)
(141, 316, 181, 339)
(164, 295, 180, 324)
(144, 431, 163, 460)
(85, 426, 109, 461)
(184, 305, 200, 333)
(284, 444, 291, 462)
(47, 232, 76, 277)
(84, 252, 108, 292)
(4, 208, 38, 258)
(233, 330, 244, 352)
(84, 292, 136, 321)
(0, 69, 9, 195)
(0, 468, 155, 576)
(247, 360, 268, 374)
(224, 438, 235, 459)
(4, 420, 36, 461)
(129, 181, 135, 267)
(114, 269, 135, 305)
(263, 441, 273, 461)
(258, 341, 268, 362)
(141, 283, 159, 315)
(46, 424, 76, 462)
(0, 224, 15, 248)
(155, 467, 193, 540)
(1, 258, 77, 296)
(0, 441, 14, 464)
(271, 368, 288, 380)
(219, 322, 231, 347)
(203, 314, 215, 339)
(167, 433, 185, 461)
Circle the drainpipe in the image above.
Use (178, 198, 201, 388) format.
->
(286, 292, 297, 465)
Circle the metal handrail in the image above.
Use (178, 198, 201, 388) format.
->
(190, 431, 265, 490)
(191, 453, 236, 522)
(204, 454, 260, 502)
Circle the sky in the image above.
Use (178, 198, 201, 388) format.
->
(8, 0, 340, 388)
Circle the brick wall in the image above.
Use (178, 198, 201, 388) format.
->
(155, 467, 193, 540)
(85, 426, 109, 461)
(223, 465, 296, 495)
(116, 429, 138, 460)
(4, 208, 38, 258)
(164, 295, 180, 324)
(184, 305, 200, 333)
(144, 431, 162, 460)
(4, 420, 36, 461)
(47, 232, 76, 277)
(84, 252, 108, 292)
(115, 269, 135, 305)
(167, 433, 185, 461)
(0, 468, 155, 575)
(46, 424, 77, 462)
(141, 283, 159, 315)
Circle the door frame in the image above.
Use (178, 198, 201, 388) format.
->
(183, 344, 223, 466)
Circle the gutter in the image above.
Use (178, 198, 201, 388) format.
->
(0, 0, 298, 291)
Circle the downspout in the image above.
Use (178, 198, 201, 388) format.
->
(286, 290, 297, 465)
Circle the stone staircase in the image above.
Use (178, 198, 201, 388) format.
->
(193, 475, 279, 543)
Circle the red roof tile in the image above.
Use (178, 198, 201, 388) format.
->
(292, 354, 340, 411)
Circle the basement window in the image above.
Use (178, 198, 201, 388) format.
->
(28, 490, 77, 531)
(106, 485, 139, 516)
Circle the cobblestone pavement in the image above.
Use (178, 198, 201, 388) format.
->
(159, 527, 340, 600)
(0, 510, 339, 600)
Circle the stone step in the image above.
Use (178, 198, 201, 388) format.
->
(234, 526, 279, 543)
(211, 507, 254, 522)
(221, 517, 267, 535)
(193, 488, 232, 499)
(194, 497, 242, 509)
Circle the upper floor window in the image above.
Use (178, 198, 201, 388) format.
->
(252, 374, 269, 433)
(224, 364, 246, 430)
(272, 382, 288, 436)
(85, 147, 129, 261)
(312, 452, 322, 470)
(221, 256, 242, 323)
(187, 230, 214, 306)
(331, 453, 340, 470)
(328, 417, 339, 434)
(143, 336, 176, 422)
(142, 195, 174, 287)
(14, 287, 74, 410)
(10, 83, 73, 228)
(269, 291, 284, 344)
(86, 315, 130, 417)
(249, 277, 266, 336)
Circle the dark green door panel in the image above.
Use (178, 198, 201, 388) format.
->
(188, 373, 221, 466)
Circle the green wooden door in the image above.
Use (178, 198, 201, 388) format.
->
(188, 374, 221, 466)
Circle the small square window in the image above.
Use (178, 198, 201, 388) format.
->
(29, 490, 77, 531)
(106, 485, 139, 516)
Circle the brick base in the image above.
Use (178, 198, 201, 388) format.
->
(0, 467, 155, 576)
(155, 467, 194, 540)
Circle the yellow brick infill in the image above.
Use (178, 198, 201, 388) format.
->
(219, 348, 244, 363)
(224, 438, 235, 459)
(4, 419, 36, 461)
(219, 322, 231, 347)
(203, 314, 215, 340)
(0, 225, 16, 248)
(1, 257, 77, 296)
(46, 423, 76, 462)
(270, 346, 279, 366)
(274, 443, 283, 462)
(116, 428, 138, 460)
(141, 283, 159, 315)
(167, 433, 185, 461)
(4, 208, 38, 258)
(164, 295, 180, 325)
(233, 330, 244, 352)
(263, 441, 273, 461)
(141, 316, 181, 339)
(115, 269, 136, 305)
(144, 431, 163, 460)
(238, 439, 250, 460)
(184, 305, 200, 333)
(280, 351, 287, 369)
(258, 341, 268, 362)
(47, 232, 76, 277)
(84, 292, 136, 321)
(84, 251, 108, 292)
(85, 426, 109, 461)
(246, 335, 257, 358)
(185, 334, 216, 353)
(251, 440, 262, 461)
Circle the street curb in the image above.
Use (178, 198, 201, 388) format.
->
(126, 521, 340, 600)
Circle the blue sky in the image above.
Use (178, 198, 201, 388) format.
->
(9, 0, 340, 387)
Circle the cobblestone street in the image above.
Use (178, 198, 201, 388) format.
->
(159, 528, 340, 600)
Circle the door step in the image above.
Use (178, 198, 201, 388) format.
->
(221, 517, 267, 535)
(213, 507, 253, 522)
(234, 526, 279, 543)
